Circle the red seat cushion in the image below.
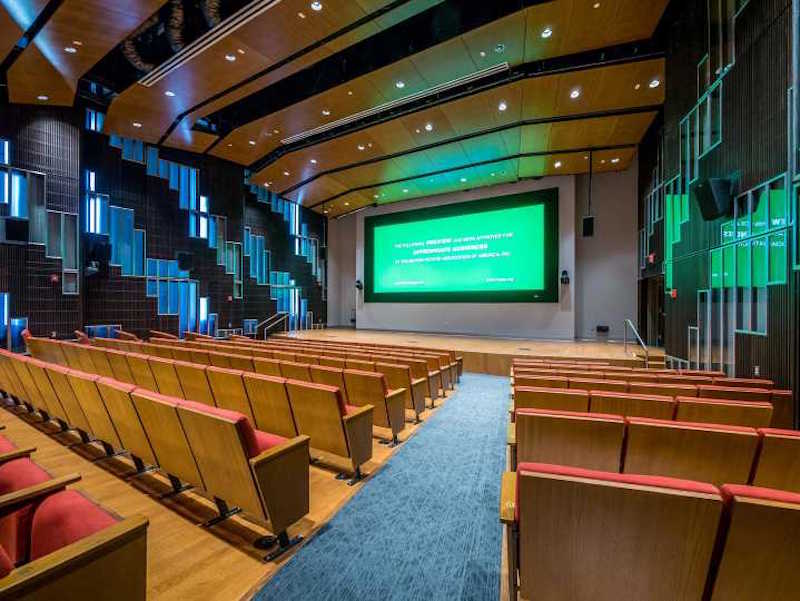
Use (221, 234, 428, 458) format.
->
(0, 435, 15, 454)
(30, 490, 117, 560)
(251, 430, 287, 455)
(0, 458, 52, 565)
(179, 399, 266, 459)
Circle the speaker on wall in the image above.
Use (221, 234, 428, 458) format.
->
(177, 251, 194, 271)
(3, 218, 29, 243)
(691, 177, 733, 220)
(582, 216, 594, 237)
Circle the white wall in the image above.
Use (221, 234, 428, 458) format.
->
(328, 177, 577, 339)
(574, 159, 639, 341)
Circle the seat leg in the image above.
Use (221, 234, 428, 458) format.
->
(93, 440, 127, 462)
(348, 466, 364, 486)
(263, 531, 303, 562)
(160, 474, 192, 498)
(127, 455, 157, 478)
(203, 497, 242, 527)
(507, 524, 518, 601)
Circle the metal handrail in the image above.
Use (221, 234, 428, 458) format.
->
(257, 312, 289, 339)
(623, 319, 649, 368)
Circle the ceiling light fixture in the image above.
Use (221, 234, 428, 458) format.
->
(248, 140, 256, 145)
(541, 27, 553, 39)
(165, 90, 175, 96)
(424, 122, 433, 131)
(283, 171, 290, 176)
(554, 161, 562, 168)
(311, 1, 322, 10)
(460, 177, 467, 183)
(649, 78, 661, 88)
(347, 90, 353, 95)
(321, 108, 331, 116)
(395, 80, 405, 89)
(344, 202, 350, 206)
(237, 48, 245, 54)
(570, 87, 581, 99)
(634, 83, 641, 90)
(281, 62, 510, 145)
(357, 144, 366, 151)
(225, 54, 236, 62)
(297, 11, 306, 18)
(37, 95, 48, 101)
(403, 189, 409, 193)
(132, 121, 142, 128)
(64, 46, 77, 53)
(495, 43, 505, 54)
(611, 157, 620, 164)
(498, 100, 508, 111)
(310, 159, 317, 164)
(593, 2, 601, 7)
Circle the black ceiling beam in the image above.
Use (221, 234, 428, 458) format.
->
(251, 42, 664, 175)
(308, 142, 638, 210)
(200, 0, 552, 140)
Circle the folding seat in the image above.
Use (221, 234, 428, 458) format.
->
(769, 390, 794, 428)
(309, 365, 348, 401)
(346, 358, 374, 372)
(511, 408, 624, 471)
(207, 351, 232, 369)
(697, 384, 772, 404)
(512, 386, 590, 413)
(150, 329, 178, 340)
(57, 342, 85, 370)
(189, 349, 211, 365)
(376, 362, 427, 420)
(66, 342, 98, 374)
(343, 369, 406, 444)
(100, 348, 135, 384)
(712, 377, 773, 389)
(146, 356, 185, 398)
(569, 378, 628, 393)
(710, 485, 800, 600)
(96, 378, 158, 471)
(130, 388, 204, 493)
(615, 372, 661, 384)
(675, 397, 772, 428)
(318, 356, 345, 369)
(279, 361, 312, 382)
(513, 375, 568, 389)
(65, 371, 124, 453)
(125, 353, 159, 392)
(84, 346, 115, 378)
(241, 373, 298, 438)
(284, 380, 373, 482)
(657, 374, 713, 385)
(293, 353, 319, 365)
(502, 463, 722, 601)
(751, 428, 800, 492)
(8, 356, 51, 415)
(253, 357, 282, 377)
(43, 364, 93, 436)
(628, 382, 698, 398)
(206, 366, 255, 422)
(168, 346, 194, 363)
(25, 358, 71, 425)
(0, 353, 25, 403)
(272, 351, 296, 363)
(250, 348, 276, 359)
(173, 360, 215, 406)
(224, 352, 254, 372)
(175, 400, 310, 559)
(590, 391, 676, 420)
(624, 418, 759, 485)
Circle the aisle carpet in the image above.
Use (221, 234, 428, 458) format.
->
(254, 373, 510, 601)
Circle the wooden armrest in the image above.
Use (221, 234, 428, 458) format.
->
(384, 389, 407, 436)
(0, 515, 148, 598)
(250, 435, 311, 466)
(342, 404, 373, 423)
(500, 471, 517, 524)
(386, 388, 406, 402)
(0, 447, 36, 466)
(0, 474, 81, 517)
(342, 405, 374, 469)
(507, 423, 516, 446)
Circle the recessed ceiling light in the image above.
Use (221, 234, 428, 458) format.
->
(373, 194, 379, 199)
(72, 40, 82, 46)
(490, 172, 496, 177)
(321, 108, 331, 116)
(164, 90, 175, 97)
(323, 210, 329, 214)
(357, 144, 366, 151)
(498, 100, 508, 112)
(347, 90, 353, 95)
(495, 43, 505, 54)
(611, 157, 620, 164)
(311, 1, 322, 10)
(570, 87, 581, 99)
(395, 80, 405, 89)
(64, 46, 77, 53)
(248, 140, 256, 145)
(227, 143, 233, 147)
(283, 171, 290, 176)
(403, 189, 409, 193)
(273, 128, 280, 134)
(601, 159, 607, 164)
(541, 27, 553, 39)
(415, 128, 421, 134)
(344, 202, 350, 206)
(132, 121, 142, 128)
(225, 54, 236, 62)
(37, 95, 48, 101)
(297, 11, 306, 18)
(460, 177, 467, 183)
(424, 122, 433, 131)
(593, 2, 601, 8)
(264, 183, 270, 187)
(310, 159, 317, 164)
(554, 161, 562, 168)
(479, 50, 487, 57)
(649, 78, 661, 88)
(237, 48, 245, 55)
(634, 83, 641, 90)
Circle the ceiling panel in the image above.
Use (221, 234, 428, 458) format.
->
(0, 5, 22, 60)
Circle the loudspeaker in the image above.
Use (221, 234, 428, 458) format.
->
(582, 216, 594, 237)
(3, 218, 28, 243)
(691, 178, 732, 220)
(177, 251, 194, 271)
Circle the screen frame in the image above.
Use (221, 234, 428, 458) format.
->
(363, 189, 559, 303)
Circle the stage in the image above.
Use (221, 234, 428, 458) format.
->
(287, 329, 664, 375)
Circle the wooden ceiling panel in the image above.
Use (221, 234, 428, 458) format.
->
(7, 44, 74, 105)
(460, 11, 527, 68)
(518, 147, 637, 179)
(0, 5, 22, 60)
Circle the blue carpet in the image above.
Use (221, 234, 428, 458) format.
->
(254, 373, 510, 601)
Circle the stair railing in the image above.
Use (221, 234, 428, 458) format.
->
(623, 319, 650, 368)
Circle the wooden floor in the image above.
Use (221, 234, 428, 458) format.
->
(0, 396, 450, 601)
(290, 328, 664, 373)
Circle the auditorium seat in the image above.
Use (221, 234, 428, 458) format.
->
(697, 384, 772, 403)
(623, 418, 759, 485)
(751, 428, 800, 493)
(173, 360, 216, 406)
(68, 342, 99, 373)
(65, 371, 124, 453)
(309, 365, 349, 402)
(205, 366, 256, 423)
(510, 409, 624, 471)
(589, 391, 676, 419)
(513, 375, 569, 389)
(85, 346, 116, 378)
(569, 378, 628, 393)
(318, 356, 346, 369)
(769, 390, 794, 428)
(503, 463, 722, 601)
(343, 369, 406, 444)
(272, 351, 296, 363)
(104, 348, 136, 384)
(628, 382, 698, 398)
(206, 351, 232, 369)
(189, 349, 211, 366)
(284, 380, 373, 482)
(125, 353, 160, 391)
(175, 399, 310, 558)
(0, 455, 52, 565)
(253, 358, 282, 377)
(168, 345, 194, 363)
(241, 373, 299, 439)
(225, 353, 255, 372)
(24, 359, 71, 426)
(346, 358, 375, 372)
(376, 362, 427, 420)
(710, 485, 800, 600)
(279, 361, 312, 381)
(44, 364, 93, 436)
(675, 397, 773, 428)
(512, 386, 590, 414)
(712, 377, 773, 389)
(96, 378, 159, 471)
(146, 356, 185, 398)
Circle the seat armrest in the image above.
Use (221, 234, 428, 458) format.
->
(0, 446, 36, 466)
(507, 423, 516, 446)
(343, 405, 374, 471)
(384, 388, 407, 436)
(500, 471, 517, 524)
(0, 474, 81, 518)
(250, 435, 310, 535)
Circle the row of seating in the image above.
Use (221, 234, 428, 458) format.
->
(0, 349, 312, 560)
(508, 407, 800, 492)
(500, 463, 800, 601)
(0, 429, 148, 599)
(23, 338, 377, 478)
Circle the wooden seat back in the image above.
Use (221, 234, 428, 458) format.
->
(285, 380, 349, 457)
(751, 428, 800, 493)
(58, 341, 85, 370)
(697, 385, 772, 403)
(253, 357, 282, 377)
(206, 350, 232, 368)
(189, 349, 211, 365)
(628, 382, 698, 398)
(85, 346, 115, 378)
(125, 353, 159, 391)
(515, 409, 624, 471)
(309, 365, 348, 403)
(513, 386, 590, 413)
(279, 361, 312, 382)
(44, 364, 92, 433)
(272, 351, 296, 362)
(25, 358, 70, 423)
(66, 371, 124, 450)
(318, 356, 346, 369)
(294, 353, 319, 365)
(69, 342, 99, 373)
(344, 369, 391, 428)
(712, 377, 773, 389)
(206, 366, 255, 422)
(173, 360, 215, 406)
(569, 378, 628, 393)
(514, 375, 569, 389)
(346, 358, 375, 372)
(96, 378, 157, 466)
(675, 397, 773, 428)
(241, 373, 298, 438)
(223, 352, 254, 371)
(146, 356, 185, 398)
(590, 392, 676, 420)
(624, 418, 759, 485)
(104, 348, 136, 384)
(516, 463, 722, 601)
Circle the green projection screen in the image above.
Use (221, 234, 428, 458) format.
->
(364, 190, 559, 303)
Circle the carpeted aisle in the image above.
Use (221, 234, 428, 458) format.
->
(254, 373, 510, 601)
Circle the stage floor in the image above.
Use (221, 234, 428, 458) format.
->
(289, 329, 664, 374)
